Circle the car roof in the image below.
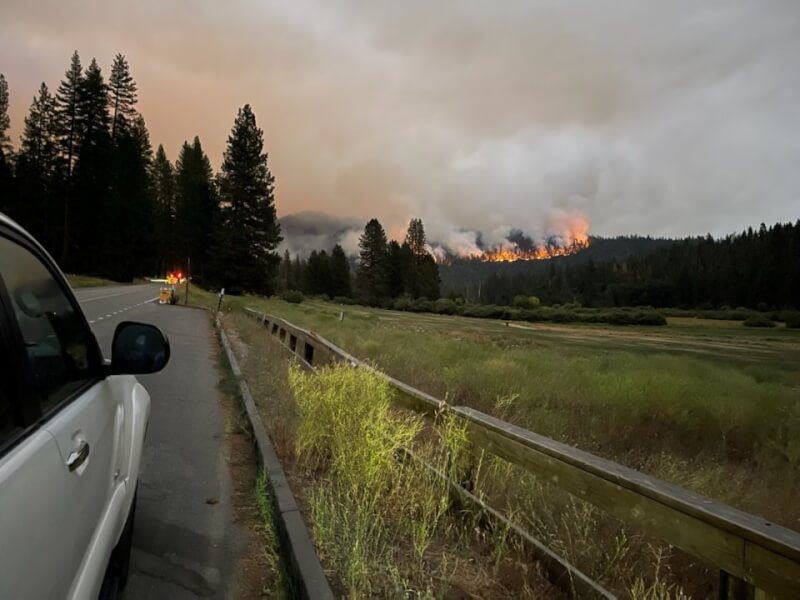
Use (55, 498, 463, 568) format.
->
(0, 212, 30, 238)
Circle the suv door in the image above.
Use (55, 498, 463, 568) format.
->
(0, 233, 121, 598)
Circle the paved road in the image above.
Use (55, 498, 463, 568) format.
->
(75, 283, 247, 599)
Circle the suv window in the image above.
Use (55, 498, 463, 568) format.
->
(0, 236, 96, 414)
(0, 360, 20, 445)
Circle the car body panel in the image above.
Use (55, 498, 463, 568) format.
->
(0, 213, 158, 598)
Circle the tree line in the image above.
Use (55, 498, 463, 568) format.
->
(278, 217, 441, 304)
(0, 52, 281, 293)
(476, 221, 800, 309)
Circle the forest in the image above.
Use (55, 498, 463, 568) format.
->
(0, 52, 281, 294)
(467, 222, 800, 310)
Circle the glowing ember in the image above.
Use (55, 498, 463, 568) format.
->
(474, 239, 589, 262)
(429, 211, 591, 264)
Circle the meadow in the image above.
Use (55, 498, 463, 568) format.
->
(195, 287, 800, 596)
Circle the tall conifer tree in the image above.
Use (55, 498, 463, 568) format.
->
(210, 104, 282, 293)
(15, 83, 60, 248)
(175, 137, 217, 279)
(357, 218, 389, 304)
(0, 74, 12, 157)
(330, 244, 352, 297)
(152, 144, 176, 274)
(108, 54, 138, 144)
(54, 51, 83, 264)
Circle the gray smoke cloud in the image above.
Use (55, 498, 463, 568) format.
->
(2, 1, 799, 242)
(279, 212, 365, 257)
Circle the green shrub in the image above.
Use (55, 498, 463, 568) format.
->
(410, 299, 435, 313)
(513, 295, 541, 309)
(517, 309, 547, 323)
(392, 297, 412, 311)
(333, 296, 356, 305)
(778, 310, 800, 328)
(461, 304, 507, 319)
(281, 289, 304, 303)
(547, 309, 580, 323)
(743, 314, 776, 328)
(630, 311, 668, 326)
(433, 298, 459, 315)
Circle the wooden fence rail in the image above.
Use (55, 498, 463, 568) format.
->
(243, 307, 800, 599)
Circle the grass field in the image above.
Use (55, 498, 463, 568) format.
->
(211, 291, 800, 526)
(195, 287, 800, 596)
(64, 273, 116, 288)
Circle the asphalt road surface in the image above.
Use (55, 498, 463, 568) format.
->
(75, 283, 247, 599)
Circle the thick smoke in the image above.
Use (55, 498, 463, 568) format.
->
(3, 1, 798, 238)
(280, 209, 590, 260)
(279, 212, 365, 257)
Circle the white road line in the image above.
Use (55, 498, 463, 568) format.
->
(86, 296, 161, 327)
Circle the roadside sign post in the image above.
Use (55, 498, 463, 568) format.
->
(216, 288, 225, 325)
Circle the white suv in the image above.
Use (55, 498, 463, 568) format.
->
(0, 214, 169, 598)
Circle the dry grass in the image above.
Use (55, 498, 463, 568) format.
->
(207, 293, 800, 598)
(224, 311, 563, 598)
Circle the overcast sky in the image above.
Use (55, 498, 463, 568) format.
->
(2, 0, 799, 243)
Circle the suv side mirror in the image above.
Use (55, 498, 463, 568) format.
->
(110, 321, 171, 375)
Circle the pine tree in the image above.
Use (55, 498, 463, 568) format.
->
(329, 244, 352, 297)
(175, 137, 217, 281)
(305, 249, 332, 296)
(55, 52, 84, 177)
(292, 255, 306, 293)
(15, 83, 60, 249)
(106, 114, 154, 279)
(0, 150, 13, 218)
(386, 240, 406, 298)
(404, 217, 427, 258)
(417, 254, 441, 299)
(0, 73, 14, 218)
(357, 218, 389, 304)
(0, 73, 12, 157)
(152, 144, 176, 275)
(70, 58, 111, 273)
(401, 218, 432, 297)
(54, 51, 83, 264)
(108, 54, 137, 144)
(278, 249, 293, 292)
(210, 105, 282, 293)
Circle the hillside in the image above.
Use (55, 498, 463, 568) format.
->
(440, 235, 674, 297)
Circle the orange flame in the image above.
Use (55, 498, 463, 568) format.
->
(478, 239, 589, 262)
(431, 212, 591, 263)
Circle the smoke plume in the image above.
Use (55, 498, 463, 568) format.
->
(280, 209, 591, 262)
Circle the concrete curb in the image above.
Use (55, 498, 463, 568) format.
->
(218, 325, 335, 600)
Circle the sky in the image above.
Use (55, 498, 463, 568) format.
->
(2, 0, 799, 247)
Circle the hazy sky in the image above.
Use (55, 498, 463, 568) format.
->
(2, 0, 799, 244)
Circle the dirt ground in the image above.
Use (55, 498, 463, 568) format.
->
(216, 338, 286, 598)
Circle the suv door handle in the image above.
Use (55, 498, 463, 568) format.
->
(67, 441, 90, 472)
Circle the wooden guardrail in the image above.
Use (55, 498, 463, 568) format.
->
(243, 308, 800, 599)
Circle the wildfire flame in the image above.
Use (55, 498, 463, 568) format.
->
(477, 238, 590, 262)
(431, 212, 591, 263)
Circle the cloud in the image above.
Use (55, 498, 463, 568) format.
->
(1, 0, 799, 241)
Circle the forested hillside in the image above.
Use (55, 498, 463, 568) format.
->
(451, 223, 800, 309)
